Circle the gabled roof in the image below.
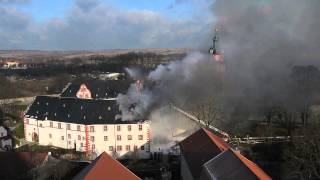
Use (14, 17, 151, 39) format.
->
(61, 80, 131, 99)
(200, 150, 261, 180)
(180, 128, 271, 180)
(179, 128, 230, 179)
(233, 150, 271, 180)
(25, 96, 144, 125)
(73, 152, 140, 180)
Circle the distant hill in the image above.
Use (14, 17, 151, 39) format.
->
(0, 48, 190, 62)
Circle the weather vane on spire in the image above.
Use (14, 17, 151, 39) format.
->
(209, 28, 224, 63)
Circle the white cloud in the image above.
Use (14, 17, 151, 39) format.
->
(0, 0, 214, 50)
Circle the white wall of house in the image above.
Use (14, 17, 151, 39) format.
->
(0, 126, 7, 137)
(24, 117, 151, 159)
(0, 126, 12, 151)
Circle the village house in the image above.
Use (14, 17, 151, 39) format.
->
(179, 128, 271, 180)
(0, 125, 12, 151)
(73, 151, 141, 180)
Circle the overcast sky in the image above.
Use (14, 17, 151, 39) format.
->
(0, 0, 214, 50)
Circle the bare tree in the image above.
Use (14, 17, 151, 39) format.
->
(192, 97, 222, 128)
(283, 126, 320, 179)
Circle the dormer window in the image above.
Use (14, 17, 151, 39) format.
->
(67, 114, 70, 118)
(54, 113, 57, 116)
(36, 111, 39, 114)
(108, 106, 111, 111)
(80, 106, 83, 110)
(46, 102, 49, 106)
(37, 102, 40, 105)
(83, 115, 86, 119)
(63, 104, 66, 108)
(99, 115, 102, 120)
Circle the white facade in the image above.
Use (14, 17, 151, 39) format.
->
(0, 126, 12, 151)
(0, 126, 7, 137)
(24, 118, 151, 158)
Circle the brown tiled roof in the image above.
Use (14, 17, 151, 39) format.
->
(73, 152, 140, 180)
(180, 128, 271, 180)
(179, 128, 230, 179)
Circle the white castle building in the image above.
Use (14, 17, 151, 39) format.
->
(24, 81, 151, 158)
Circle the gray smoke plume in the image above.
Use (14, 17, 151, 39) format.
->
(212, 0, 320, 115)
(118, 0, 320, 121)
(117, 52, 223, 120)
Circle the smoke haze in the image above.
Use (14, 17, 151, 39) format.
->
(118, 0, 320, 123)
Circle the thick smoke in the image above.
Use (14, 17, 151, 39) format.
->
(118, 0, 320, 121)
(117, 52, 223, 120)
(213, 0, 320, 115)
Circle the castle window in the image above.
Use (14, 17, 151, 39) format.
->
(138, 135, 143, 140)
(117, 146, 122, 151)
(61, 136, 64, 140)
(117, 125, 121, 131)
(58, 123, 61, 129)
(90, 126, 94, 132)
(139, 125, 143, 131)
(39, 123, 42, 127)
(127, 125, 131, 131)
(67, 124, 71, 130)
(68, 134, 71, 139)
(126, 145, 130, 151)
(104, 136, 108, 141)
(78, 135, 81, 140)
(77, 125, 80, 131)
(134, 146, 138, 151)
(128, 135, 132, 140)
(103, 126, 107, 131)
(90, 136, 95, 142)
(109, 146, 113, 151)
(50, 122, 53, 127)
(68, 141, 71, 145)
(117, 135, 121, 141)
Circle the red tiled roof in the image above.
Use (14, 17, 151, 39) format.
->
(74, 152, 140, 180)
(233, 150, 272, 180)
(180, 128, 271, 180)
(179, 128, 230, 179)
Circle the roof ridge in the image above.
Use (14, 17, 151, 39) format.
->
(231, 150, 271, 180)
(202, 128, 229, 151)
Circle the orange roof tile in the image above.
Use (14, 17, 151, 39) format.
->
(233, 150, 272, 180)
(203, 128, 230, 151)
(74, 152, 140, 180)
